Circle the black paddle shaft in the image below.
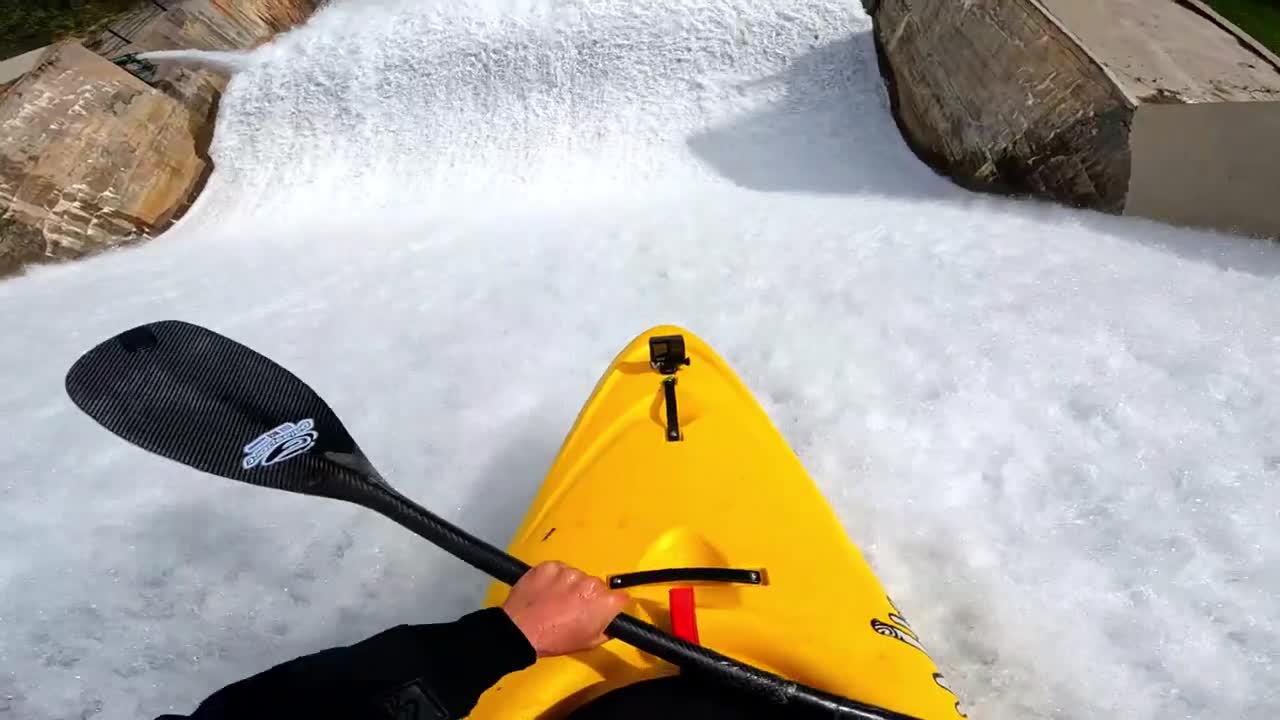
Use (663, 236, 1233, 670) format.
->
(64, 321, 923, 720)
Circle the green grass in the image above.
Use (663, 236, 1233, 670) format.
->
(1205, 0, 1280, 55)
(0, 0, 146, 59)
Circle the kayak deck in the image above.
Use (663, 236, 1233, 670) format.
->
(473, 326, 962, 719)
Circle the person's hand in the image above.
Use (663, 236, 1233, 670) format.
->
(501, 561, 630, 657)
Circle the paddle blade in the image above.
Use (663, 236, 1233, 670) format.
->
(65, 321, 380, 501)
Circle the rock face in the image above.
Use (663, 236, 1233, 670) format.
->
(0, 0, 322, 277)
(212, 0, 324, 40)
(0, 43, 206, 275)
(865, 0, 1280, 237)
(865, 0, 1134, 212)
(87, 0, 324, 56)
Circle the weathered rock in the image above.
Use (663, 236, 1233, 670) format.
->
(0, 43, 206, 276)
(85, 0, 321, 119)
(212, 0, 324, 40)
(865, 0, 1134, 212)
(92, 0, 324, 56)
(0, 0, 323, 277)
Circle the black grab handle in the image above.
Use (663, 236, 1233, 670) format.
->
(609, 567, 764, 589)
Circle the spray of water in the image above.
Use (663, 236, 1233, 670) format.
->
(135, 49, 255, 74)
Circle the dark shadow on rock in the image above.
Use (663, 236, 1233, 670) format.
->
(686, 34, 955, 200)
(163, 71, 225, 229)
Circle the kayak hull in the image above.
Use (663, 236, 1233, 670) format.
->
(472, 326, 962, 719)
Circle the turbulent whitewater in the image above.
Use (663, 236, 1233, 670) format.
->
(1, 0, 1277, 718)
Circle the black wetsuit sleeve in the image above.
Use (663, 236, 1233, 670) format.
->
(157, 607, 536, 720)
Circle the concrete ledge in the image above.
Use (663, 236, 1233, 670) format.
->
(1035, 0, 1280, 104)
(1175, 0, 1280, 78)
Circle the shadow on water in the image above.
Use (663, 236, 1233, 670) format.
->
(1083, 212, 1280, 278)
(127, 408, 560, 638)
(686, 34, 955, 201)
(689, 33, 1280, 278)
(376, 409, 562, 618)
(459, 412, 561, 559)
(104, 414, 559, 681)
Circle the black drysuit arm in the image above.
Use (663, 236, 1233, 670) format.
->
(156, 608, 535, 720)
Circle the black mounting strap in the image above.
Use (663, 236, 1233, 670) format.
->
(663, 376, 681, 442)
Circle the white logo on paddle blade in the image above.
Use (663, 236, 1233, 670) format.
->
(243, 419, 318, 469)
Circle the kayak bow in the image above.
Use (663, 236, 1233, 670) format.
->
(474, 327, 964, 719)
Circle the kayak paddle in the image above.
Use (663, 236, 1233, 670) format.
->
(65, 320, 921, 720)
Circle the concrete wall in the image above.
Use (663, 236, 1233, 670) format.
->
(867, 0, 1135, 212)
(1127, 101, 1280, 239)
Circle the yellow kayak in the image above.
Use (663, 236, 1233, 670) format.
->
(474, 326, 964, 719)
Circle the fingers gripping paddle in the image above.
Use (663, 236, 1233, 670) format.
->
(65, 321, 920, 720)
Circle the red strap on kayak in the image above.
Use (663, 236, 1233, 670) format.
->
(669, 587, 700, 644)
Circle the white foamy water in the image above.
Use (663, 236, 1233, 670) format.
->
(1, 1, 1277, 718)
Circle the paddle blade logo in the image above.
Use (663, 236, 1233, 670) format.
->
(243, 419, 318, 469)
